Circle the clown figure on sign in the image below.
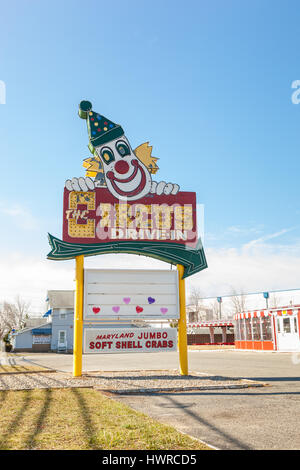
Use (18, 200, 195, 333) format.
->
(65, 101, 180, 201)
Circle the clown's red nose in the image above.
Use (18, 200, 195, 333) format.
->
(114, 160, 130, 174)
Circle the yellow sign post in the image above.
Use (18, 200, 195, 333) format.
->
(73, 255, 84, 377)
(177, 264, 188, 376)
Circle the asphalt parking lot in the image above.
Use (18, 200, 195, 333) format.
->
(21, 349, 300, 450)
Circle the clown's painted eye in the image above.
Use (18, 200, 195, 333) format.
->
(116, 140, 130, 157)
(101, 147, 115, 165)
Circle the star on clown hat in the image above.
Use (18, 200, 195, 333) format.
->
(79, 100, 124, 150)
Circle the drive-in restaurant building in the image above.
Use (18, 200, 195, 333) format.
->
(234, 305, 300, 351)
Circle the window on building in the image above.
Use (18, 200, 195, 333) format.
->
(245, 318, 252, 341)
(239, 319, 245, 341)
(294, 318, 298, 334)
(261, 316, 272, 341)
(189, 312, 198, 323)
(59, 308, 68, 320)
(283, 318, 291, 334)
(252, 317, 261, 341)
(235, 321, 241, 341)
(277, 318, 281, 333)
(59, 331, 66, 344)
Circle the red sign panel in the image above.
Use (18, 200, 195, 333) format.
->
(62, 187, 197, 247)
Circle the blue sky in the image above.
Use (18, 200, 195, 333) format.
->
(1, 0, 300, 311)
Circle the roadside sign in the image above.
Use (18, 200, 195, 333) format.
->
(83, 268, 180, 320)
(84, 327, 177, 354)
(47, 100, 208, 377)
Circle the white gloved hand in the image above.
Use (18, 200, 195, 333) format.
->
(65, 177, 95, 192)
(150, 181, 180, 196)
(65, 177, 180, 196)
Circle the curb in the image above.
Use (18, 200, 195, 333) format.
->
(2, 385, 95, 392)
(94, 381, 267, 395)
(0, 369, 57, 376)
(176, 429, 220, 450)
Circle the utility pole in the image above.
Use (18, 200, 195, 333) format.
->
(217, 297, 222, 320)
(263, 292, 269, 309)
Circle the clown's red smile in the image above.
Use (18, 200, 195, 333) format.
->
(106, 159, 147, 198)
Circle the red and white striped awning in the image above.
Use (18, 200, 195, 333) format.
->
(188, 322, 234, 328)
(234, 311, 270, 320)
(271, 308, 300, 316)
(234, 307, 300, 320)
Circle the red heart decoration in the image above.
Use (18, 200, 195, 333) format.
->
(93, 307, 100, 314)
(136, 306, 143, 313)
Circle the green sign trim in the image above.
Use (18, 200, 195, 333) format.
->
(47, 234, 207, 279)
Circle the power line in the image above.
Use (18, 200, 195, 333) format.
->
(198, 287, 300, 300)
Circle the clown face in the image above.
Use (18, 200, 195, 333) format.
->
(94, 136, 152, 201)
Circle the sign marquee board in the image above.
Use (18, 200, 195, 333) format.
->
(83, 327, 178, 354)
(83, 269, 179, 320)
(63, 188, 197, 247)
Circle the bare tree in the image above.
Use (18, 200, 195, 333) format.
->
(229, 288, 248, 316)
(13, 296, 30, 330)
(269, 293, 281, 309)
(0, 305, 12, 350)
(0, 296, 30, 348)
(209, 299, 220, 321)
(188, 287, 205, 322)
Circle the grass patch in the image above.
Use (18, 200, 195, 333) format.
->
(0, 365, 50, 374)
(0, 388, 210, 450)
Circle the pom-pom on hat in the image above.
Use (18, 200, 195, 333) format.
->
(79, 100, 124, 149)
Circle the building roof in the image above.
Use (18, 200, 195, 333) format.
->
(47, 290, 74, 308)
(188, 321, 234, 328)
(32, 327, 52, 335)
(22, 317, 49, 328)
(11, 322, 51, 336)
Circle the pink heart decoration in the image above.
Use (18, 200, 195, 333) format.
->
(160, 308, 168, 314)
(112, 306, 120, 313)
(123, 297, 131, 304)
(93, 307, 100, 314)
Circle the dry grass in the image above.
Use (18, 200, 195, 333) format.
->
(0, 388, 211, 450)
(0, 365, 50, 374)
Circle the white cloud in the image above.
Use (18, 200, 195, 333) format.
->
(190, 241, 300, 301)
(0, 252, 169, 314)
(1, 235, 300, 316)
(0, 203, 39, 230)
(226, 225, 264, 235)
(0, 253, 75, 314)
(204, 224, 265, 244)
(187, 241, 300, 317)
(243, 228, 295, 249)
